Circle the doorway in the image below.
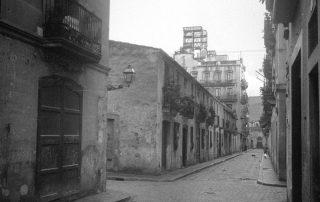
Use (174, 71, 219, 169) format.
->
(196, 123, 200, 162)
(182, 126, 188, 167)
(36, 76, 82, 201)
(162, 121, 170, 170)
(309, 65, 320, 201)
(291, 51, 302, 202)
(256, 137, 263, 148)
(107, 119, 115, 171)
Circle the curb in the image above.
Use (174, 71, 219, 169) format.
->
(256, 154, 286, 187)
(108, 152, 243, 182)
(257, 179, 286, 187)
(167, 153, 242, 182)
(115, 196, 132, 202)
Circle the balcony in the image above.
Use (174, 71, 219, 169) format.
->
(201, 79, 236, 87)
(240, 93, 248, 105)
(217, 94, 237, 102)
(241, 79, 248, 90)
(273, 0, 299, 25)
(43, 0, 102, 62)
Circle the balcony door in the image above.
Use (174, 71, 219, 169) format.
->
(36, 76, 82, 201)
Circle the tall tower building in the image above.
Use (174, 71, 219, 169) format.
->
(179, 26, 208, 60)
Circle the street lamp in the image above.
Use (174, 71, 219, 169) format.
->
(123, 65, 135, 86)
(107, 65, 136, 91)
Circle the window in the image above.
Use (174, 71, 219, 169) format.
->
(210, 131, 213, 148)
(191, 84, 194, 96)
(308, 4, 318, 56)
(227, 71, 233, 81)
(202, 71, 210, 81)
(190, 71, 198, 79)
(174, 122, 180, 150)
(184, 78, 187, 90)
(216, 72, 221, 81)
(176, 71, 180, 84)
(215, 88, 221, 97)
(227, 87, 233, 95)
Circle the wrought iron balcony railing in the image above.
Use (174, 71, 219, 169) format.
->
(218, 94, 238, 102)
(200, 79, 236, 87)
(44, 0, 102, 62)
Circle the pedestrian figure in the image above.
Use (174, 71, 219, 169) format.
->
(264, 147, 268, 158)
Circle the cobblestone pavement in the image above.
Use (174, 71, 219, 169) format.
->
(107, 150, 287, 202)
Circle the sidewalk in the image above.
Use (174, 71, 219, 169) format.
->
(107, 152, 243, 182)
(74, 189, 131, 202)
(257, 153, 286, 187)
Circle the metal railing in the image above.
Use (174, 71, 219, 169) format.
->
(44, 0, 102, 55)
(218, 94, 238, 102)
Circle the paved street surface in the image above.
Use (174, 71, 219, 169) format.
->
(107, 150, 286, 202)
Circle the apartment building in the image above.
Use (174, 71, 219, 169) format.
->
(0, 0, 110, 201)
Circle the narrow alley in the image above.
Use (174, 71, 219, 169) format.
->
(107, 150, 286, 202)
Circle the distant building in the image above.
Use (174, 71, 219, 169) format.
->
(248, 121, 266, 149)
(247, 96, 266, 149)
(174, 26, 249, 150)
(181, 26, 208, 60)
(107, 41, 240, 174)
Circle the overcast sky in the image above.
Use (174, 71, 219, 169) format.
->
(110, 0, 266, 96)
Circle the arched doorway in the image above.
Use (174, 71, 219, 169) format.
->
(256, 136, 263, 148)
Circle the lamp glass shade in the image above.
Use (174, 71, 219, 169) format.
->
(123, 65, 135, 84)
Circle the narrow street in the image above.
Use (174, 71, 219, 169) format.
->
(108, 150, 286, 202)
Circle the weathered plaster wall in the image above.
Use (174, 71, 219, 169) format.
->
(0, 34, 109, 201)
(108, 41, 160, 174)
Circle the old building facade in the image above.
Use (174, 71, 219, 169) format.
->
(0, 0, 110, 201)
(264, 0, 320, 201)
(173, 27, 249, 151)
(107, 41, 240, 174)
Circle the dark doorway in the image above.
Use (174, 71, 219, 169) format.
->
(107, 119, 115, 171)
(196, 123, 200, 163)
(218, 131, 221, 157)
(182, 126, 188, 167)
(291, 51, 302, 202)
(309, 65, 320, 201)
(36, 76, 82, 201)
(162, 121, 170, 170)
(256, 137, 263, 148)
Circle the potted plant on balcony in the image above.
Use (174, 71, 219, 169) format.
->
(241, 79, 248, 90)
(240, 92, 249, 105)
(206, 106, 215, 126)
(196, 103, 207, 123)
(178, 96, 195, 119)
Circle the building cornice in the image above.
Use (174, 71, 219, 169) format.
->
(0, 19, 42, 46)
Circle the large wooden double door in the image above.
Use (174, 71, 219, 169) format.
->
(36, 76, 82, 201)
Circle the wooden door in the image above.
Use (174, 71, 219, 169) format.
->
(36, 76, 82, 201)
(182, 126, 188, 167)
(162, 121, 170, 170)
(107, 119, 115, 170)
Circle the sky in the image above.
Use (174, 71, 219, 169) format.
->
(110, 0, 266, 96)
